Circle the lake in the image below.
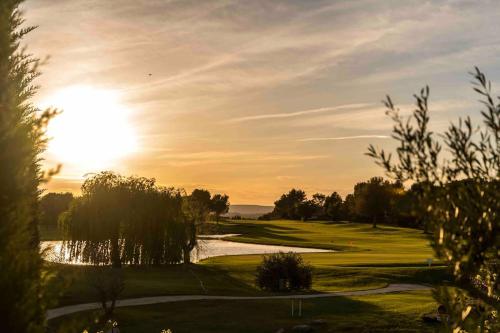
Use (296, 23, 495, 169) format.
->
(41, 235, 332, 264)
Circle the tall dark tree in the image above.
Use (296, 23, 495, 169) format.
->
(0, 1, 55, 331)
(352, 177, 399, 228)
(367, 68, 499, 331)
(324, 192, 343, 221)
(342, 193, 356, 220)
(296, 200, 317, 221)
(187, 189, 212, 223)
(210, 194, 230, 222)
(0, 0, 54, 333)
(311, 193, 327, 218)
(273, 188, 306, 219)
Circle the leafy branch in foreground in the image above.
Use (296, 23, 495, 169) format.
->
(367, 67, 499, 332)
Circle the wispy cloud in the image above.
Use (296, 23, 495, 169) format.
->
(32, 0, 500, 204)
(298, 135, 390, 142)
(225, 103, 371, 123)
(155, 150, 327, 167)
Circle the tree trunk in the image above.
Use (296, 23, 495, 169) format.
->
(111, 238, 121, 268)
(372, 216, 377, 228)
(183, 246, 191, 264)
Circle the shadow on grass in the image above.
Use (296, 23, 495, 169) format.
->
(50, 262, 263, 307)
(224, 222, 308, 243)
(48, 293, 440, 333)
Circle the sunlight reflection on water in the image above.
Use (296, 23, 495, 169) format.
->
(41, 236, 332, 265)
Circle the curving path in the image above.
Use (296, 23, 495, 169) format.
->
(47, 283, 431, 320)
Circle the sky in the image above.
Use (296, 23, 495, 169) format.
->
(24, 0, 500, 205)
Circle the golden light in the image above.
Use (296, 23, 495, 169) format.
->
(45, 86, 138, 171)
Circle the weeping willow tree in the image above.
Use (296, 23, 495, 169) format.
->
(0, 1, 56, 331)
(60, 172, 196, 266)
(367, 68, 499, 332)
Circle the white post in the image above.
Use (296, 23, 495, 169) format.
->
(291, 299, 294, 317)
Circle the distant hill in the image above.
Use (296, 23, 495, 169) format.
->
(225, 205, 274, 219)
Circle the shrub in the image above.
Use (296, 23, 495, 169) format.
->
(256, 252, 312, 292)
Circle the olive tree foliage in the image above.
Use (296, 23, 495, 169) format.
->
(0, 1, 57, 331)
(60, 172, 196, 266)
(367, 68, 499, 331)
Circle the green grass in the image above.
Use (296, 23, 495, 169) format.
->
(50, 220, 449, 307)
(211, 219, 437, 262)
(49, 290, 440, 333)
(48, 220, 449, 331)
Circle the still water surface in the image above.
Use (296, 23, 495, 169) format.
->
(41, 235, 332, 264)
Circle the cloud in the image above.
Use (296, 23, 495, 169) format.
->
(225, 103, 371, 123)
(155, 150, 327, 167)
(298, 135, 390, 142)
(31, 0, 500, 204)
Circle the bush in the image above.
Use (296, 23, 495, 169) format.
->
(256, 252, 312, 292)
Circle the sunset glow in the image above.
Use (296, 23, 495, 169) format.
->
(45, 86, 138, 171)
(27, 0, 500, 203)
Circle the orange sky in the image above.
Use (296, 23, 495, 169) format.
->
(24, 0, 500, 204)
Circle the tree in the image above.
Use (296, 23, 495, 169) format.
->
(0, 2, 55, 331)
(273, 188, 306, 219)
(367, 68, 499, 332)
(352, 177, 399, 228)
(210, 194, 230, 222)
(324, 192, 343, 221)
(342, 193, 356, 220)
(60, 172, 195, 266)
(188, 189, 212, 223)
(296, 200, 317, 221)
(256, 252, 312, 292)
(310, 193, 326, 218)
(87, 267, 125, 320)
(40, 192, 73, 227)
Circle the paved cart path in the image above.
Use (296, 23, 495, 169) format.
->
(47, 283, 431, 320)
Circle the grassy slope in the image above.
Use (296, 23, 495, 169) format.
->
(49, 220, 447, 332)
(50, 291, 438, 333)
(49, 220, 448, 306)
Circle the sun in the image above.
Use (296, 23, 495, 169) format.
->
(45, 86, 138, 171)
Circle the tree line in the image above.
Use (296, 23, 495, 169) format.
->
(41, 187, 229, 230)
(44, 172, 230, 267)
(261, 177, 422, 229)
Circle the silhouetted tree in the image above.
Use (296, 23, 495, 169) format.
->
(297, 200, 317, 221)
(352, 177, 399, 228)
(210, 194, 230, 222)
(40, 192, 73, 227)
(187, 189, 212, 223)
(342, 193, 356, 220)
(0, 2, 56, 331)
(367, 68, 499, 332)
(273, 189, 306, 219)
(311, 193, 327, 218)
(60, 172, 195, 266)
(324, 192, 343, 221)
